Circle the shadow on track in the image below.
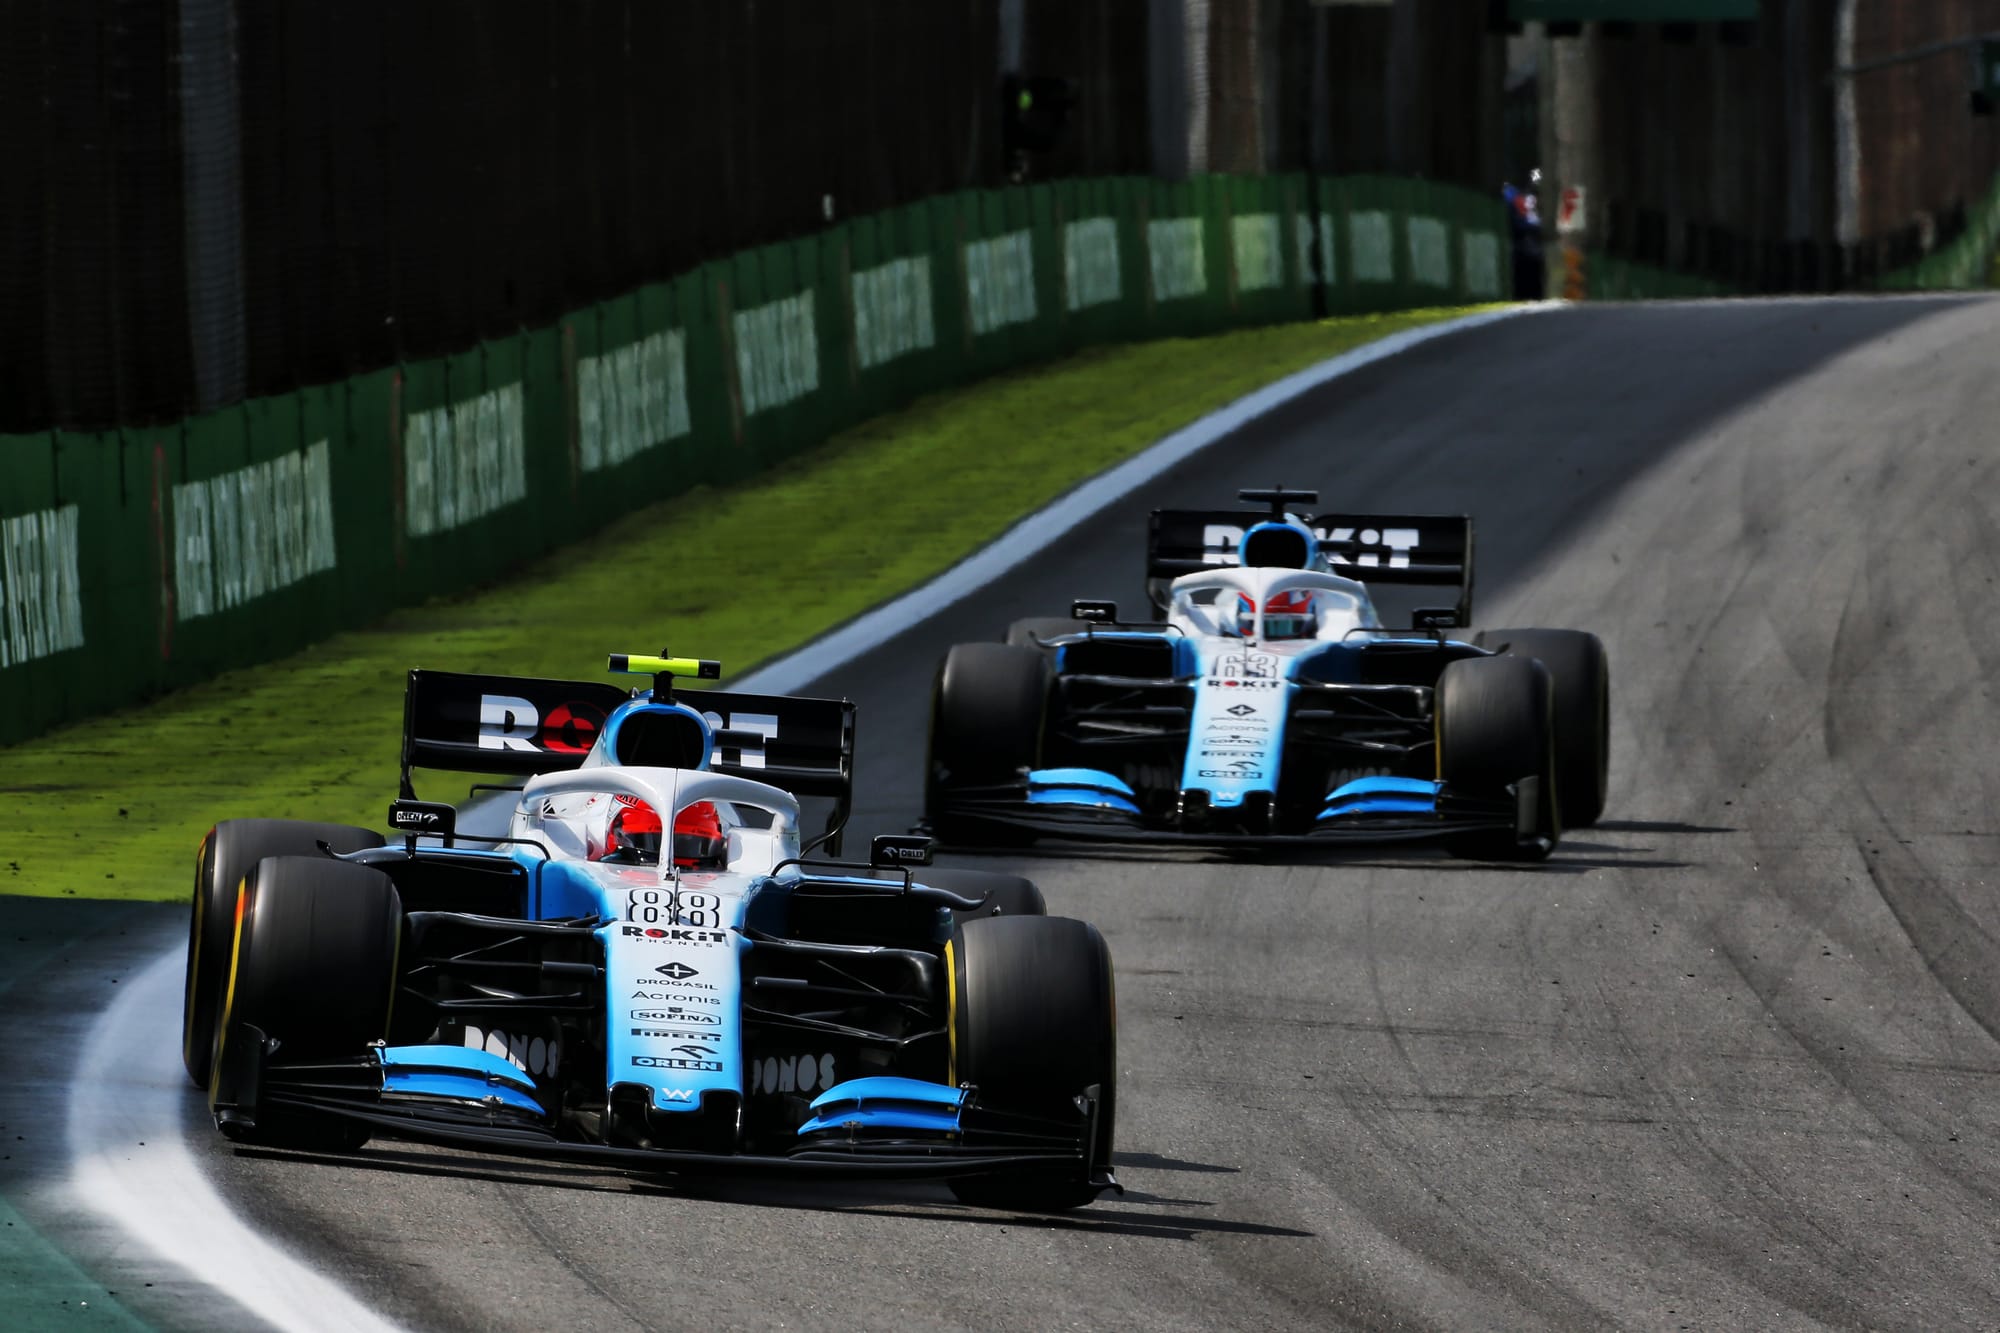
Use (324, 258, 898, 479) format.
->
(229, 1141, 1310, 1243)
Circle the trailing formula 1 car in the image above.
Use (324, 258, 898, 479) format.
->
(182, 653, 1116, 1211)
(925, 488, 1609, 860)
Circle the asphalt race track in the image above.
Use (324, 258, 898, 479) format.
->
(39, 295, 2000, 1329)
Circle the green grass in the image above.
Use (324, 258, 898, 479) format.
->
(1, 308, 1485, 902)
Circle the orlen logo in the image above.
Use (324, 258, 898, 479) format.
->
(476, 694, 607, 754)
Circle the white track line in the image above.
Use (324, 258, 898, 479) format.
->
(67, 946, 409, 1333)
(737, 304, 1548, 695)
(68, 302, 1543, 1330)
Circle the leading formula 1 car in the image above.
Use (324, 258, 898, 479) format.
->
(182, 652, 1116, 1211)
(924, 488, 1609, 860)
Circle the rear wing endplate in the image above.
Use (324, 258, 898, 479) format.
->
(1145, 509, 1475, 628)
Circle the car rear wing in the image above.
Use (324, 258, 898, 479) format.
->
(1145, 509, 1476, 628)
(400, 669, 858, 847)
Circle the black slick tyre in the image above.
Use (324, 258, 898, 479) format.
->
(947, 915, 1116, 1211)
(918, 866, 1048, 925)
(1435, 654, 1558, 862)
(184, 819, 383, 1089)
(212, 855, 402, 1150)
(1477, 627, 1610, 827)
(926, 643, 1049, 844)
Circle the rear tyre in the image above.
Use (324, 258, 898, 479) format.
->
(213, 855, 402, 1151)
(184, 819, 383, 1089)
(1477, 628, 1610, 827)
(947, 915, 1116, 1211)
(918, 866, 1048, 925)
(1435, 655, 1558, 862)
(926, 643, 1049, 845)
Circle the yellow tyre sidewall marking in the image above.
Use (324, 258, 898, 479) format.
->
(944, 938, 958, 1090)
(211, 874, 251, 1097)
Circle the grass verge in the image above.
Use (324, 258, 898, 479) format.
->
(2, 307, 1488, 902)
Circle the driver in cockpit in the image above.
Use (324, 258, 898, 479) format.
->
(1234, 588, 1320, 641)
(591, 795, 728, 870)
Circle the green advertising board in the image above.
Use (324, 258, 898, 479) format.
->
(0, 170, 1509, 750)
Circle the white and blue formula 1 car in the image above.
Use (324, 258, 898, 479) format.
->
(181, 653, 1117, 1211)
(924, 488, 1609, 861)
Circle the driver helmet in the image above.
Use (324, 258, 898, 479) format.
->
(670, 801, 727, 869)
(597, 794, 663, 863)
(594, 797, 727, 869)
(1235, 588, 1318, 641)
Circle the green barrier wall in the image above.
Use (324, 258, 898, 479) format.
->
(0, 172, 1506, 749)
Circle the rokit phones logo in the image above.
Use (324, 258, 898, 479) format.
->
(620, 925, 728, 946)
(475, 694, 608, 755)
(749, 1053, 837, 1095)
(1201, 523, 1422, 567)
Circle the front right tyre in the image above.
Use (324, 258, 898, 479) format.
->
(946, 914, 1116, 1211)
(1476, 627, 1611, 827)
(1435, 653, 1558, 862)
(184, 818, 383, 1089)
(925, 642, 1049, 845)
(210, 854, 403, 1151)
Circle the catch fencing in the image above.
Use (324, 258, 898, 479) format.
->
(0, 172, 1505, 748)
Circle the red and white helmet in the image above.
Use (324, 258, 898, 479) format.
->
(1235, 588, 1318, 641)
(592, 795, 727, 869)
